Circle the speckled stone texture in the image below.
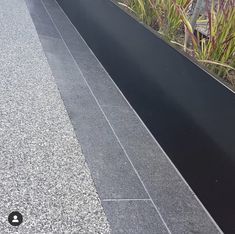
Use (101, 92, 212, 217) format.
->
(0, 0, 110, 233)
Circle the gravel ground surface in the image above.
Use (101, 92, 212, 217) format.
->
(0, 0, 110, 233)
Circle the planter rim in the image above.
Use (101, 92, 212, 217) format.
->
(113, 0, 235, 94)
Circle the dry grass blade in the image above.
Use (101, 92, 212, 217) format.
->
(119, 0, 235, 85)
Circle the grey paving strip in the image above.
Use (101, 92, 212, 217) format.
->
(40, 1, 172, 233)
(102, 200, 169, 234)
(25, 0, 170, 232)
(0, 0, 110, 233)
(26, 0, 223, 233)
(29, 0, 150, 201)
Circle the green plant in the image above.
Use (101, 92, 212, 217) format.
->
(179, 0, 235, 83)
(154, 0, 192, 40)
(119, 0, 192, 40)
(119, 0, 156, 26)
(119, 0, 235, 85)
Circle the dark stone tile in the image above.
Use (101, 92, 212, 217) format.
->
(61, 89, 148, 200)
(101, 106, 221, 233)
(41, 0, 128, 108)
(41, 0, 77, 43)
(38, 35, 64, 55)
(25, 0, 60, 38)
(37, 35, 148, 200)
(153, 192, 221, 234)
(102, 200, 169, 234)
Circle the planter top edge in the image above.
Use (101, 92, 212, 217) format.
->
(111, 0, 235, 94)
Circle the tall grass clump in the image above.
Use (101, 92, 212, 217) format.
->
(119, 0, 156, 27)
(119, 0, 192, 40)
(195, 0, 234, 83)
(178, 0, 235, 83)
(119, 0, 235, 86)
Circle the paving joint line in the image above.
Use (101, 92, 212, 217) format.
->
(41, 1, 172, 233)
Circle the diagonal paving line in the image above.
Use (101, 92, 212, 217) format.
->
(41, 0, 172, 233)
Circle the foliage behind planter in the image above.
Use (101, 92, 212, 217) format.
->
(120, 0, 235, 86)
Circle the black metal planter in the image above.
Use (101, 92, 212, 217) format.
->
(56, 0, 235, 232)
